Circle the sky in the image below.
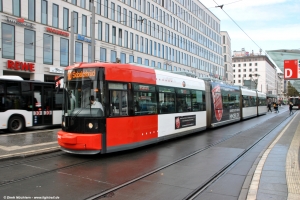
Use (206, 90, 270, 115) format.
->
(199, 0, 300, 55)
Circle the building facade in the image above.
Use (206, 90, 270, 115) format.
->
(0, 0, 225, 82)
(220, 31, 232, 83)
(267, 49, 300, 101)
(232, 50, 278, 95)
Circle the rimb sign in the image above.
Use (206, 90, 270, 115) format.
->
(284, 60, 300, 80)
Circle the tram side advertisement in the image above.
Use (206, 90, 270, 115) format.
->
(211, 82, 240, 123)
(175, 115, 196, 129)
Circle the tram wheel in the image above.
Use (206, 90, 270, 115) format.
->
(8, 116, 24, 133)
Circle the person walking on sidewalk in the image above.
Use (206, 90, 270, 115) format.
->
(274, 102, 278, 113)
(289, 101, 294, 115)
(267, 101, 272, 112)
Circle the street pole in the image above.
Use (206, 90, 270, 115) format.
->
(90, 0, 95, 63)
(70, 11, 74, 65)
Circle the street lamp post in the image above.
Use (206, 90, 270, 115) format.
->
(250, 73, 260, 90)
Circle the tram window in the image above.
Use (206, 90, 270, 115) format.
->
(249, 96, 256, 107)
(176, 89, 191, 112)
(243, 96, 249, 107)
(133, 84, 157, 115)
(259, 98, 266, 106)
(224, 92, 240, 109)
(134, 92, 157, 115)
(159, 92, 175, 114)
(191, 90, 205, 111)
(110, 90, 128, 116)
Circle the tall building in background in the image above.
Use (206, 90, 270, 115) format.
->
(232, 49, 279, 98)
(220, 31, 233, 83)
(0, 0, 225, 82)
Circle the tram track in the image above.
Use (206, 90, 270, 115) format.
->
(0, 155, 100, 186)
(0, 111, 292, 199)
(85, 112, 292, 200)
(0, 151, 66, 168)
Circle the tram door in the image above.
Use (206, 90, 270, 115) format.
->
(32, 85, 53, 126)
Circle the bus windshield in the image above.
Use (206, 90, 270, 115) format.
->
(63, 68, 105, 117)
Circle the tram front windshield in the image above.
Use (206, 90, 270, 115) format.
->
(63, 68, 105, 117)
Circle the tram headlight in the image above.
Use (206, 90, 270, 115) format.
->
(88, 123, 93, 129)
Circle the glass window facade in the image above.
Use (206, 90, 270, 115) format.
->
(28, 0, 35, 21)
(130, 33, 133, 49)
(111, 2, 115, 21)
(105, 23, 109, 42)
(118, 28, 122, 46)
(24, 29, 35, 62)
(98, 21, 102, 40)
(63, 8, 69, 31)
(80, 0, 86, 9)
(111, 50, 116, 62)
(41, 0, 48, 25)
(52, 4, 59, 28)
(60, 38, 69, 66)
(120, 53, 126, 63)
(100, 48, 106, 62)
(129, 55, 134, 63)
(104, 0, 108, 18)
(124, 31, 128, 48)
(74, 12, 78, 34)
(123, 8, 127, 25)
(43, 34, 53, 64)
(112, 26, 116, 44)
(96, 0, 101, 15)
(117, 6, 121, 22)
(12, 0, 20, 17)
(75, 42, 83, 62)
(88, 44, 91, 63)
(2, 23, 15, 59)
(137, 57, 142, 64)
(82, 15, 87, 36)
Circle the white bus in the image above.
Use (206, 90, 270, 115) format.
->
(0, 76, 63, 133)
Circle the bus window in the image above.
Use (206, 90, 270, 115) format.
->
(6, 82, 22, 109)
(0, 82, 4, 111)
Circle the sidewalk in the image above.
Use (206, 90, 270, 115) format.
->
(0, 128, 60, 160)
(246, 110, 300, 200)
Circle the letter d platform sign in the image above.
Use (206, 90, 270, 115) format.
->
(284, 59, 300, 80)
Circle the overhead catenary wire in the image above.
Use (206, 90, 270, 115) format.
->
(212, 0, 265, 54)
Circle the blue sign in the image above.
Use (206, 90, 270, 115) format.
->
(77, 34, 92, 43)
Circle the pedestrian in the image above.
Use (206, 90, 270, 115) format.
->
(289, 101, 294, 115)
(273, 102, 278, 113)
(267, 101, 272, 112)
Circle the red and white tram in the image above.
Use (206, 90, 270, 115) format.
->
(57, 63, 266, 154)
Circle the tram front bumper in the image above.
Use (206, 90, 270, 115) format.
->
(57, 130, 102, 151)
